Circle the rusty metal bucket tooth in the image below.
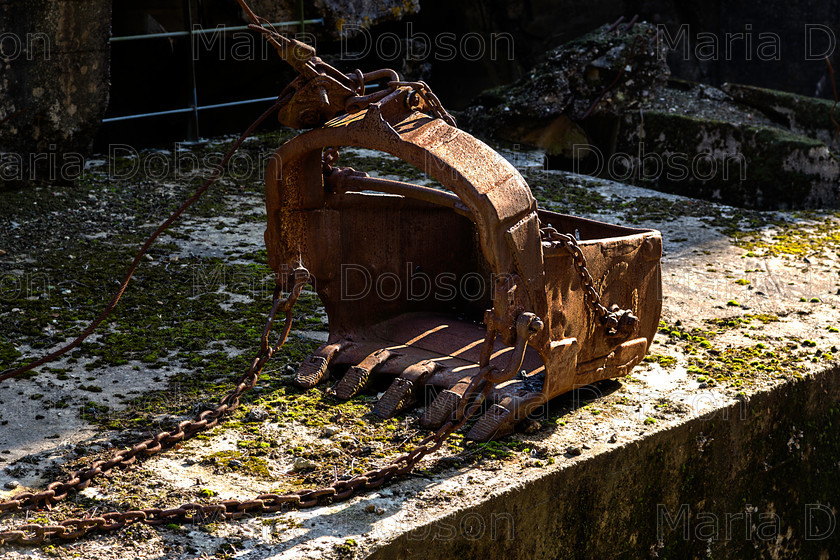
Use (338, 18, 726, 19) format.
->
(334, 365, 372, 400)
(466, 404, 513, 442)
(294, 342, 343, 388)
(373, 377, 416, 418)
(333, 348, 393, 399)
(420, 389, 462, 430)
(295, 356, 331, 388)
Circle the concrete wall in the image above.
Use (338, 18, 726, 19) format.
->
(0, 0, 112, 187)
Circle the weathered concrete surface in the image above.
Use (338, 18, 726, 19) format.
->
(0, 141, 839, 559)
(722, 82, 840, 149)
(373, 366, 840, 559)
(613, 86, 840, 209)
(0, 0, 111, 188)
(609, 80, 840, 209)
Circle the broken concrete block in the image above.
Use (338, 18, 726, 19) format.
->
(722, 82, 840, 148)
(613, 84, 840, 209)
(460, 21, 669, 156)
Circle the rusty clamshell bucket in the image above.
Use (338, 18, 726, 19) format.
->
(264, 85, 663, 442)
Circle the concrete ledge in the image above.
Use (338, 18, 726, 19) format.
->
(374, 364, 840, 559)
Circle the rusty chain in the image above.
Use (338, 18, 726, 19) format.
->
(0, 266, 495, 547)
(541, 226, 610, 319)
(540, 226, 638, 334)
(389, 81, 458, 127)
(0, 270, 306, 545)
(0, 124, 600, 552)
(322, 146, 340, 174)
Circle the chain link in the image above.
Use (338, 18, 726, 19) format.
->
(389, 81, 458, 127)
(540, 226, 609, 319)
(1, 37, 484, 548)
(540, 226, 639, 334)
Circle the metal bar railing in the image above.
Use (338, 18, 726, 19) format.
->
(101, 96, 281, 123)
(184, 0, 201, 139)
(103, 8, 323, 132)
(108, 19, 324, 43)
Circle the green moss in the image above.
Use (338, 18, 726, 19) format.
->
(660, 317, 807, 385)
(203, 450, 271, 478)
(644, 354, 677, 368)
(748, 313, 780, 324)
(0, 341, 22, 370)
(524, 168, 784, 236)
(732, 214, 840, 257)
(336, 151, 432, 183)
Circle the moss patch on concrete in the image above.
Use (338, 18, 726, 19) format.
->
(731, 212, 840, 257)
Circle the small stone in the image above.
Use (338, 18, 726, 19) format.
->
(323, 426, 340, 437)
(284, 365, 296, 375)
(4, 480, 19, 489)
(0, 250, 6, 256)
(244, 407, 270, 423)
(375, 507, 385, 515)
(566, 446, 582, 457)
(608, 433, 618, 443)
(365, 504, 377, 513)
(229, 459, 243, 468)
(293, 458, 317, 472)
(521, 419, 542, 435)
(582, 443, 592, 450)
